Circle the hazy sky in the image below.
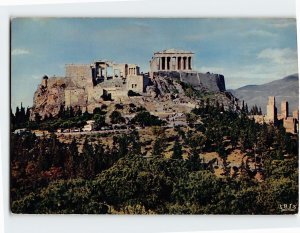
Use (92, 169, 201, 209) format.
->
(11, 18, 298, 110)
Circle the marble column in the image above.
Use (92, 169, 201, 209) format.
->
(159, 57, 161, 70)
(104, 66, 107, 80)
(181, 56, 183, 70)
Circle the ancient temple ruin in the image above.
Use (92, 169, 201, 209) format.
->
(62, 60, 147, 111)
(150, 49, 194, 77)
(90, 61, 141, 83)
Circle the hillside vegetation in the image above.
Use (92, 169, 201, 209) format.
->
(11, 102, 298, 214)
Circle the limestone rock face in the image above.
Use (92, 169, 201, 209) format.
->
(30, 78, 66, 120)
(147, 72, 238, 111)
(153, 71, 226, 92)
(149, 71, 226, 97)
(148, 75, 184, 100)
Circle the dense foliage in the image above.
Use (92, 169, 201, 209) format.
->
(131, 110, 166, 127)
(11, 105, 93, 132)
(11, 102, 298, 214)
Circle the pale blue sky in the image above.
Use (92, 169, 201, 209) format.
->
(11, 18, 298, 110)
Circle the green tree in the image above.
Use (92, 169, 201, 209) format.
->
(152, 138, 165, 157)
(93, 114, 106, 130)
(79, 140, 95, 179)
(188, 149, 202, 171)
(110, 111, 125, 124)
(131, 110, 163, 127)
(172, 140, 183, 160)
(64, 138, 78, 178)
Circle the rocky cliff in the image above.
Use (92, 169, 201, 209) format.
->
(147, 72, 237, 110)
(30, 77, 67, 120)
(152, 71, 226, 93)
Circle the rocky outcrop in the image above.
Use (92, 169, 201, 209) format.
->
(30, 77, 67, 120)
(30, 71, 234, 120)
(147, 73, 185, 99)
(147, 72, 238, 111)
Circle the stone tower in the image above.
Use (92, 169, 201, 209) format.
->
(267, 96, 277, 123)
(281, 100, 288, 119)
(42, 75, 48, 88)
(293, 109, 299, 121)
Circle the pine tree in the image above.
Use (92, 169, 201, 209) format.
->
(172, 140, 183, 160)
(64, 138, 78, 178)
(76, 107, 82, 116)
(34, 112, 41, 123)
(11, 108, 15, 128)
(15, 106, 20, 124)
(245, 103, 249, 115)
(69, 106, 74, 118)
(188, 149, 201, 171)
(50, 133, 64, 167)
(80, 139, 95, 179)
(58, 105, 65, 118)
(93, 143, 106, 173)
(25, 107, 30, 122)
(242, 100, 245, 113)
(37, 136, 50, 171)
(130, 130, 141, 155)
(20, 102, 26, 123)
(152, 138, 163, 157)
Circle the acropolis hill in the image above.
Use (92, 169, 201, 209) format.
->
(30, 49, 236, 120)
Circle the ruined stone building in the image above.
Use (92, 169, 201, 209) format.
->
(277, 99, 299, 134)
(63, 60, 147, 112)
(31, 49, 229, 120)
(253, 96, 299, 134)
(266, 96, 277, 123)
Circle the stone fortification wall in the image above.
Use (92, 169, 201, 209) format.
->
(87, 85, 103, 105)
(65, 88, 87, 108)
(65, 64, 92, 78)
(107, 88, 129, 101)
(180, 72, 225, 92)
(127, 75, 144, 93)
(100, 79, 124, 88)
(65, 64, 93, 87)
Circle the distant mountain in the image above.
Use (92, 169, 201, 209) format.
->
(230, 74, 299, 114)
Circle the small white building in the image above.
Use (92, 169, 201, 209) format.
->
(82, 120, 95, 132)
(13, 128, 27, 134)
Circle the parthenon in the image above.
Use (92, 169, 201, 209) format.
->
(150, 49, 194, 75)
